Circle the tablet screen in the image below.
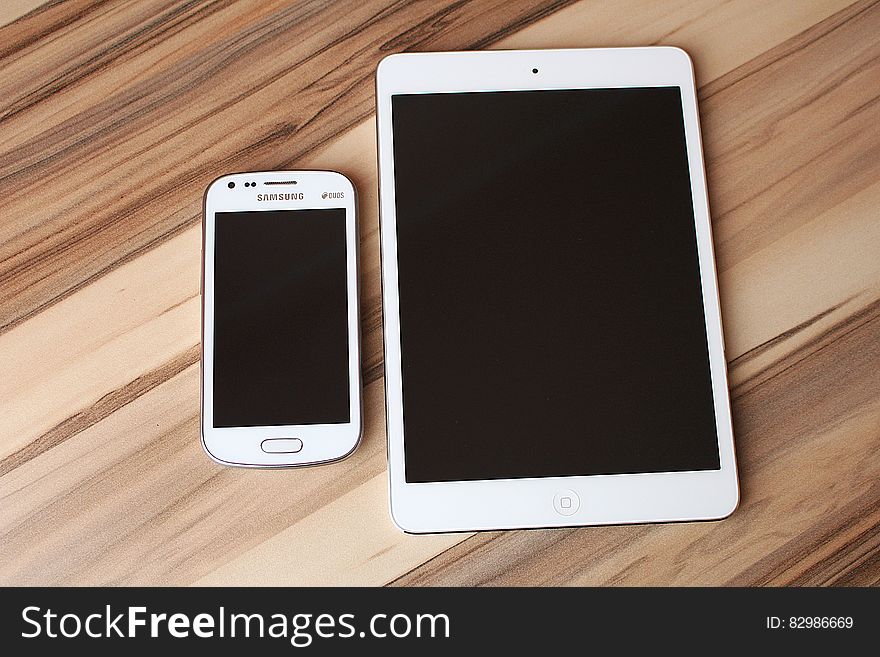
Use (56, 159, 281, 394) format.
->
(391, 87, 720, 483)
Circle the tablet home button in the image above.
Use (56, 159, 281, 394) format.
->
(260, 438, 303, 454)
(553, 489, 580, 516)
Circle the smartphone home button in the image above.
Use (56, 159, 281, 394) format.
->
(552, 489, 580, 516)
(260, 438, 304, 454)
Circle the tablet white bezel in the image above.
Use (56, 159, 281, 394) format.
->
(202, 170, 362, 468)
(376, 47, 738, 532)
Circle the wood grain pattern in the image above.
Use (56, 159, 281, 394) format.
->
(1, 0, 878, 586)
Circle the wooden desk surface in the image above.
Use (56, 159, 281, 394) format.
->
(1, 0, 878, 586)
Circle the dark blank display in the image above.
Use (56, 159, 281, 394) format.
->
(391, 88, 720, 483)
(213, 209, 349, 428)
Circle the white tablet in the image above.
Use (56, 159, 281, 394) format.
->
(376, 47, 738, 533)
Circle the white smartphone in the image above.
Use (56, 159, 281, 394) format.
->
(201, 170, 361, 467)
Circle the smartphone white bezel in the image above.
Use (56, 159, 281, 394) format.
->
(376, 47, 738, 532)
(201, 170, 361, 468)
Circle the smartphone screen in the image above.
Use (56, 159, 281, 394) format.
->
(391, 87, 721, 483)
(212, 209, 349, 428)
